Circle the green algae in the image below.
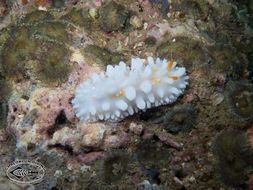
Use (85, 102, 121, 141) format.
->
(0, 28, 10, 50)
(140, 104, 197, 133)
(212, 2, 235, 23)
(0, 78, 11, 101)
(212, 130, 253, 187)
(32, 20, 70, 44)
(208, 45, 246, 80)
(135, 140, 171, 167)
(99, 1, 130, 32)
(63, 8, 93, 29)
(0, 9, 73, 84)
(0, 0, 7, 18)
(144, 36, 157, 46)
(224, 80, 253, 125)
(178, 0, 210, 20)
(0, 78, 11, 129)
(1, 25, 70, 83)
(83, 45, 124, 67)
(52, 0, 66, 8)
(163, 104, 197, 133)
(35, 42, 70, 83)
(248, 51, 253, 82)
(0, 102, 8, 129)
(21, 10, 53, 24)
(63, 8, 84, 26)
(156, 37, 206, 67)
(1, 26, 39, 80)
(99, 150, 130, 184)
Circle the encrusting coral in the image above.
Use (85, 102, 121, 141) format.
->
(72, 56, 188, 122)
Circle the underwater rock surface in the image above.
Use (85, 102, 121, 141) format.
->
(0, 0, 252, 189)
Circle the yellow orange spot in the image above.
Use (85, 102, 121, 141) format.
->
(171, 76, 179, 80)
(143, 59, 148, 64)
(167, 58, 174, 71)
(152, 76, 160, 84)
(115, 90, 125, 97)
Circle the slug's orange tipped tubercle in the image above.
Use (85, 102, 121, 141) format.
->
(171, 76, 178, 80)
(168, 58, 174, 71)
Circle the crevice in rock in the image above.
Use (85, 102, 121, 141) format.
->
(47, 110, 69, 137)
(48, 144, 74, 155)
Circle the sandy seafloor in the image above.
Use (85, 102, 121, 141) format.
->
(0, 0, 253, 189)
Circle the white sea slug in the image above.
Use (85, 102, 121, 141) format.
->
(72, 57, 189, 122)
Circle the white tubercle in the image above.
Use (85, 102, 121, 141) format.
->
(72, 56, 189, 122)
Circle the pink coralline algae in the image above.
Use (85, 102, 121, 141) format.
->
(7, 87, 75, 148)
(6, 61, 133, 164)
(33, 88, 75, 129)
(77, 151, 106, 164)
